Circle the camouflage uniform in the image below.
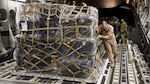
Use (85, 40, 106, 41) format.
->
(120, 21, 128, 44)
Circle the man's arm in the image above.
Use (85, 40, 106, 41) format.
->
(99, 25, 114, 39)
(95, 25, 102, 34)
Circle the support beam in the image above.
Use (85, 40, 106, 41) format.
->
(147, 0, 150, 31)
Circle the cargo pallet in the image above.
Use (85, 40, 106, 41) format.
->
(0, 57, 110, 84)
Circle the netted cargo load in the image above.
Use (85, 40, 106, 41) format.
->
(14, 3, 100, 80)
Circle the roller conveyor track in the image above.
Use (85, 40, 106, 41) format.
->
(106, 43, 150, 84)
(96, 44, 134, 84)
(111, 44, 138, 84)
(119, 45, 129, 84)
(105, 44, 139, 84)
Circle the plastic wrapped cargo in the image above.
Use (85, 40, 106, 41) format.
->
(14, 3, 99, 78)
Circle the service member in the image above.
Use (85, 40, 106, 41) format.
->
(96, 20, 118, 68)
(120, 19, 128, 44)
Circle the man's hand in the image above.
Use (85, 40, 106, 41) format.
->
(98, 35, 103, 39)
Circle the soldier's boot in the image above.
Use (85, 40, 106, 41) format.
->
(110, 62, 115, 68)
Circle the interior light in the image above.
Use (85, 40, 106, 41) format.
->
(17, 0, 26, 2)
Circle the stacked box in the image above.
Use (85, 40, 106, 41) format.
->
(14, 3, 98, 78)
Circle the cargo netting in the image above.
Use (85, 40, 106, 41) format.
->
(14, 3, 103, 81)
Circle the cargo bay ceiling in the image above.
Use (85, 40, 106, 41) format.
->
(15, 0, 136, 8)
(14, 0, 138, 8)
(13, 0, 137, 25)
(62, 0, 137, 8)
